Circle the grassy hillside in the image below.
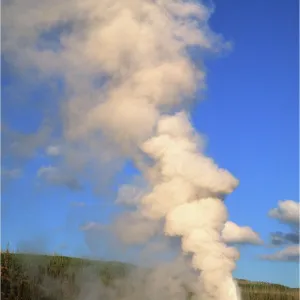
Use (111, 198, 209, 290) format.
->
(1, 250, 299, 300)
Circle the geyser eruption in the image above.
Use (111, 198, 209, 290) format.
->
(140, 113, 240, 300)
(3, 0, 241, 299)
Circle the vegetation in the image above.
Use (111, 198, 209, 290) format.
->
(1, 249, 299, 300)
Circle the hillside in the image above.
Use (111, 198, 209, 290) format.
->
(1, 250, 299, 300)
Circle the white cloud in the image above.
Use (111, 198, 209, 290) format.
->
(261, 245, 300, 262)
(222, 221, 263, 245)
(269, 200, 299, 225)
(46, 145, 61, 156)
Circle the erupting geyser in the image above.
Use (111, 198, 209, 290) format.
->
(140, 113, 240, 300)
(3, 0, 242, 299)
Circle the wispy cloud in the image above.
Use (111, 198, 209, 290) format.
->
(80, 222, 105, 231)
(270, 231, 299, 246)
(37, 165, 82, 191)
(262, 200, 299, 262)
(2, 122, 52, 164)
(1, 168, 22, 179)
(261, 245, 299, 262)
(45, 145, 61, 156)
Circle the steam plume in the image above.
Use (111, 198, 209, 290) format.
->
(138, 112, 240, 300)
(3, 0, 241, 299)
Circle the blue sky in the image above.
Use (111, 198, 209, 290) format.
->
(1, 0, 299, 288)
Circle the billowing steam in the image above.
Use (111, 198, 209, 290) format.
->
(3, 0, 242, 299)
(137, 112, 240, 300)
